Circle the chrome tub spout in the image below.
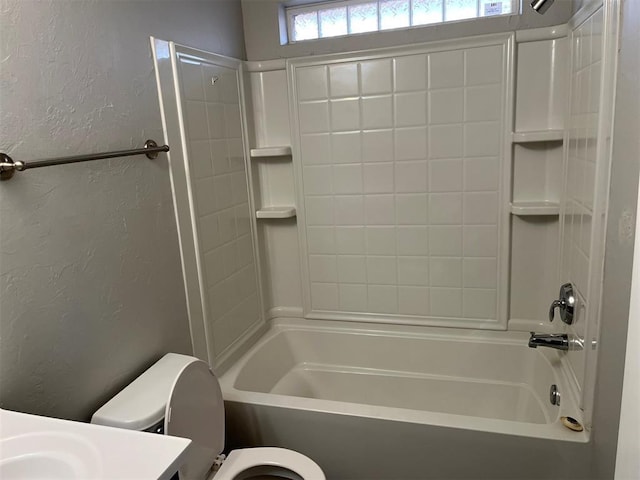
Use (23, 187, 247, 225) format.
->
(528, 332, 570, 351)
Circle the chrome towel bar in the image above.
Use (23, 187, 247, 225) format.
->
(0, 139, 169, 181)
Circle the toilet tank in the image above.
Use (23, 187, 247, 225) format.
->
(91, 353, 198, 432)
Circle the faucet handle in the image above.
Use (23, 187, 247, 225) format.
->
(548, 283, 576, 324)
(548, 300, 562, 322)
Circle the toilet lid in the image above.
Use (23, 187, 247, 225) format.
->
(165, 358, 224, 479)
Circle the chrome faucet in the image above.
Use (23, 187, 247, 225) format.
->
(528, 332, 570, 351)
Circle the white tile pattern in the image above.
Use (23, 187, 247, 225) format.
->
(179, 58, 260, 357)
(561, 10, 604, 387)
(293, 42, 506, 325)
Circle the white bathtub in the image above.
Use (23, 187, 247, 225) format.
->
(220, 319, 590, 479)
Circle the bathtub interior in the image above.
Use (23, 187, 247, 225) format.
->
(221, 319, 589, 441)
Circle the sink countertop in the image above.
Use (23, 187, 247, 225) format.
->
(0, 409, 191, 480)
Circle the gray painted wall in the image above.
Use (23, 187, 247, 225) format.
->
(590, 0, 639, 476)
(241, 0, 576, 60)
(0, 0, 245, 422)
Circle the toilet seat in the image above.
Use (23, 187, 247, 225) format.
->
(91, 353, 326, 480)
(213, 447, 325, 480)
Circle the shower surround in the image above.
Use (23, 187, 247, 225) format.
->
(288, 34, 511, 330)
(152, 0, 617, 476)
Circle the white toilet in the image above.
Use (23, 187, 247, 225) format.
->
(91, 353, 325, 480)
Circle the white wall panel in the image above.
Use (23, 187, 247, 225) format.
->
(289, 35, 513, 329)
(248, 70, 303, 316)
(173, 51, 263, 365)
(560, 9, 604, 391)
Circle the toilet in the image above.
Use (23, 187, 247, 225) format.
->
(91, 353, 325, 480)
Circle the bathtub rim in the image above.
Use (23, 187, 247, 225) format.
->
(219, 317, 589, 444)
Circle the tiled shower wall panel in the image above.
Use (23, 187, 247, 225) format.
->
(290, 36, 511, 328)
(178, 58, 260, 358)
(561, 8, 603, 389)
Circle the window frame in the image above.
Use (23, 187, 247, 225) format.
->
(286, 0, 519, 44)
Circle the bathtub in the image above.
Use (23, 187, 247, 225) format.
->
(220, 318, 590, 479)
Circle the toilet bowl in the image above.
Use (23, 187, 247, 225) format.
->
(91, 353, 325, 480)
(214, 448, 324, 480)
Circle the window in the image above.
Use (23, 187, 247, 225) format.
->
(287, 0, 518, 43)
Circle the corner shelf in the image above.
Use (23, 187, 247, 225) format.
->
(511, 130, 564, 143)
(510, 201, 560, 216)
(255, 206, 297, 219)
(250, 146, 292, 158)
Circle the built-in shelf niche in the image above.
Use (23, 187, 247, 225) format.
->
(514, 39, 567, 132)
(508, 35, 568, 330)
(250, 146, 292, 158)
(512, 130, 564, 143)
(512, 142, 562, 210)
(510, 201, 559, 216)
(250, 145, 296, 221)
(509, 215, 560, 327)
(256, 206, 296, 219)
(248, 66, 303, 313)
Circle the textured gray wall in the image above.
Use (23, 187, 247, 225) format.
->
(0, 0, 245, 422)
(590, 0, 639, 476)
(241, 0, 576, 60)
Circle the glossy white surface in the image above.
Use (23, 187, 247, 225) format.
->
(288, 35, 512, 330)
(250, 70, 292, 148)
(256, 207, 297, 219)
(515, 39, 568, 132)
(165, 358, 226, 480)
(563, 3, 618, 428)
(508, 35, 567, 330)
(246, 35, 576, 335)
(250, 146, 292, 157)
(509, 215, 560, 327)
(510, 201, 560, 216)
(214, 448, 325, 480)
(511, 143, 563, 207)
(515, 25, 569, 42)
(221, 318, 587, 442)
(153, 40, 266, 370)
(562, 7, 601, 398)
(512, 129, 564, 142)
(222, 318, 591, 479)
(179, 51, 262, 361)
(1, 431, 99, 479)
(247, 69, 299, 315)
(92, 353, 199, 430)
(92, 353, 324, 480)
(0, 409, 190, 480)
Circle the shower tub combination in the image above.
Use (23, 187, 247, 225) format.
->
(151, 21, 602, 478)
(220, 319, 590, 479)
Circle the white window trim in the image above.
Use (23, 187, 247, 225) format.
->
(286, 0, 519, 44)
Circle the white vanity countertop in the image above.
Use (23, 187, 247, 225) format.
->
(0, 408, 191, 480)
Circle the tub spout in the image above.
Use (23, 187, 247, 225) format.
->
(528, 332, 570, 351)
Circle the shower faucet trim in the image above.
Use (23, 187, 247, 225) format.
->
(530, 0, 555, 14)
(528, 332, 570, 351)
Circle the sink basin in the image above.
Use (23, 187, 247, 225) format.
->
(2, 453, 81, 479)
(0, 409, 191, 480)
(0, 432, 101, 479)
